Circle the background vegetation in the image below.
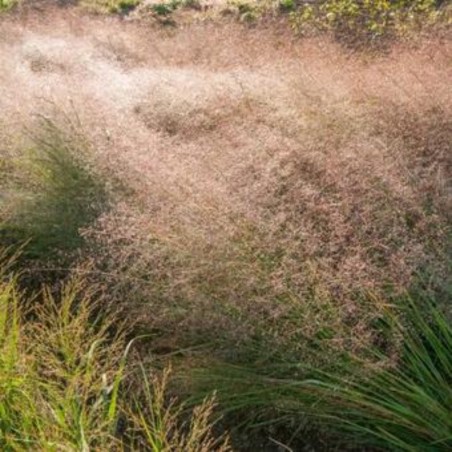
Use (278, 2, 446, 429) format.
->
(0, 1, 451, 450)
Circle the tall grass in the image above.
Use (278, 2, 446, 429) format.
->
(0, 259, 125, 449)
(127, 366, 231, 451)
(0, 119, 108, 265)
(193, 290, 452, 450)
(0, 7, 450, 449)
(0, 250, 228, 450)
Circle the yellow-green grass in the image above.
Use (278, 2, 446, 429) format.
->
(0, 250, 228, 450)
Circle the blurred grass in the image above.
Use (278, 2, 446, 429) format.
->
(0, 0, 17, 12)
(0, 119, 108, 266)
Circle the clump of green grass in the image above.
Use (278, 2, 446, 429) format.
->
(0, 262, 125, 449)
(193, 289, 452, 450)
(0, 250, 229, 450)
(0, 257, 30, 449)
(128, 366, 231, 451)
(0, 119, 108, 264)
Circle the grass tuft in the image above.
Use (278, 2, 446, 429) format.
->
(0, 119, 108, 266)
(0, 268, 122, 449)
(0, 251, 228, 450)
(128, 365, 231, 451)
(192, 289, 452, 450)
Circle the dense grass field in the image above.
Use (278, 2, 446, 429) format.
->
(0, 1, 451, 450)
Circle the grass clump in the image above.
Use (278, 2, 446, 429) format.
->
(0, 251, 228, 450)
(128, 366, 231, 451)
(310, 297, 452, 450)
(0, 119, 108, 265)
(0, 261, 31, 450)
(193, 289, 452, 450)
(0, 263, 125, 449)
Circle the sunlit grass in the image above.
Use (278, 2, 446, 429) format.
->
(0, 257, 125, 449)
(0, 251, 228, 450)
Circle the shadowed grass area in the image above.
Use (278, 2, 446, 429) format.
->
(0, 119, 108, 266)
(191, 287, 452, 450)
